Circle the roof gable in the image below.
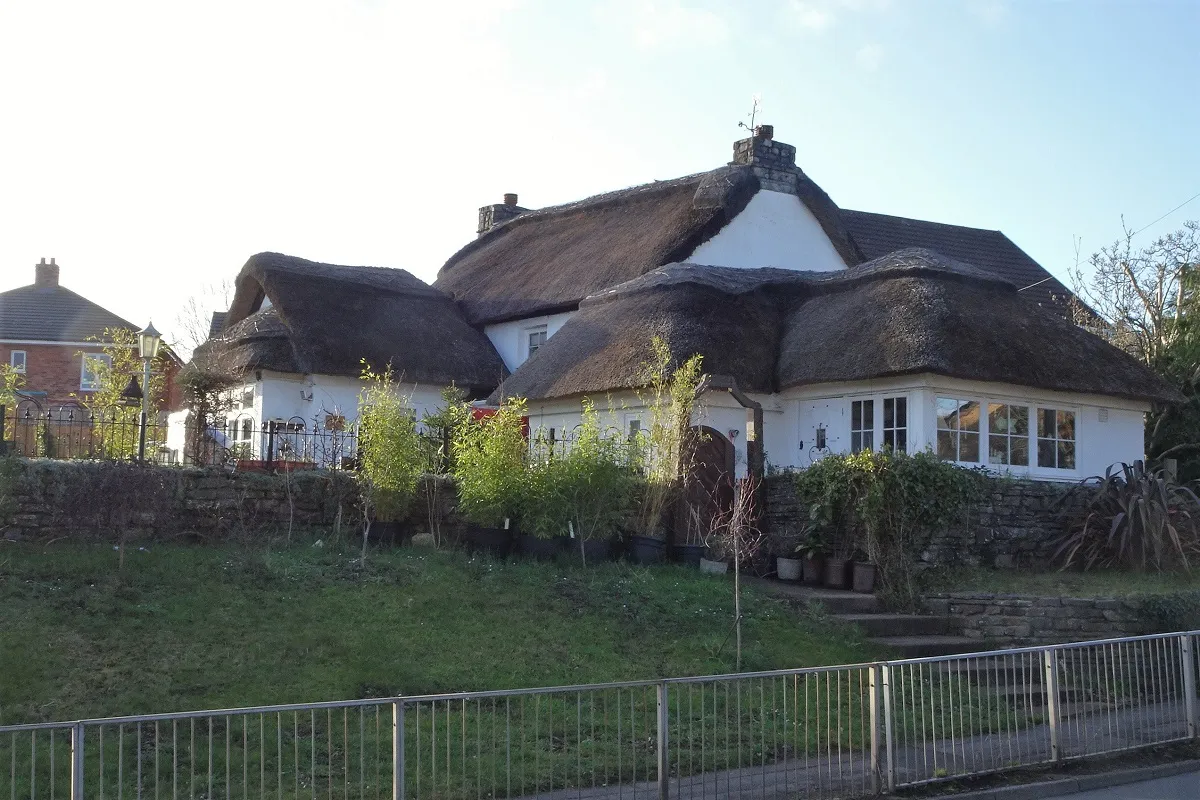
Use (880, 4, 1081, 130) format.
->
(0, 283, 137, 342)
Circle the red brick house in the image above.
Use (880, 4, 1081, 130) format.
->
(0, 258, 180, 413)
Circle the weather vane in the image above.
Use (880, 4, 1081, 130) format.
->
(737, 94, 762, 134)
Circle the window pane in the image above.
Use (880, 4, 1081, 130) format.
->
(851, 401, 861, 429)
(896, 398, 907, 428)
(1012, 406, 1029, 436)
(989, 434, 1008, 465)
(1037, 439, 1056, 468)
(895, 430, 907, 454)
(1058, 410, 1076, 441)
(988, 404, 1006, 434)
(959, 432, 980, 462)
(960, 401, 980, 432)
(883, 429, 895, 450)
(883, 398, 894, 429)
(1059, 441, 1076, 470)
(863, 400, 874, 428)
(1038, 409, 1055, 438)
(863, 431, 874, 451)
(936, 398, 959, 431)
(937, 430, 955, 460)
(1011, 438, 1029, 467)
(851, 432, 863, 453)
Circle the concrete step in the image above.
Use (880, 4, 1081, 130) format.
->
(837, 613, 953, 638)
(870, 635, 982, 658)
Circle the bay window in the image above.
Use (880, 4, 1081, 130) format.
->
(988, 403, 1029, 466)
(883, 396, 907, 453)
(936, 397, 980, 463)
(1037, 408, 1076, 470)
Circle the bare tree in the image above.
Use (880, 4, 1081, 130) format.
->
(1071, 220, 1200, 367)
(172, 279, 235, 360)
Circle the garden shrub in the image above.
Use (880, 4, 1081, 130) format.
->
(795, 450, 984, 607)
(452, 397, 529, 529)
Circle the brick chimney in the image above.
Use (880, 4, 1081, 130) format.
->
(477, 193, 528, 237)
(731, 125, 800, 193)
(35, 257, 60, 287)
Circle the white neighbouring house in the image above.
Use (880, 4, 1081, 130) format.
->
(190, 127, 1177, 479)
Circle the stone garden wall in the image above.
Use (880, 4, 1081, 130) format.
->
(763, 473, 1089, 569)
(0, 458, 462, 544)
(924, 593, 1145, 646)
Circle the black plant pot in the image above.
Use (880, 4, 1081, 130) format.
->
(670, 543, 706, 568)
(466, 525, 513, 559)
(370, 519, 406, 547)
(574, 538, 614, 565)
(627, 535, 666, 565)
(823, 558, 851, 590)
(518, 534, 567, 560)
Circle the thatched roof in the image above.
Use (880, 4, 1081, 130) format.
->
(195, 252, 507, 389)
(491, 249, 1179, 405)
(434, 165, 864, 325)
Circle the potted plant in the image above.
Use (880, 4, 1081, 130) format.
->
(452, 398, 529, 558)
(356, 365, 424, 562)
(851, 548, 878, 593)
(628, 337, 704, 565)
(700, 520, 729, 575)
(768, 524, 805, 582)
(823, 530, 853, 590)
(519, 437, 571, 560)
(798, 526, 826, 584)
(671, 503, 709, 567)
(559, 400, 636, 565)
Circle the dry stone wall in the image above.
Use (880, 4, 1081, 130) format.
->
(924, 593, 1145, 646)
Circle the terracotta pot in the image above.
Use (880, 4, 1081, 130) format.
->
(852, 562, 877, 594)
(823, 558, 850, 590)
(699, 557, 729, 575)
(802, 555, 824, 584)
(776, 556, 802, 582)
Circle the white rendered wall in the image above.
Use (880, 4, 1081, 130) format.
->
(484, 311, 575, 373)
(688, 190, 849, 272)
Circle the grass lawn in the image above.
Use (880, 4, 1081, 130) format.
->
(920, 566, 1200, 598)
(0, 541, 880, 725)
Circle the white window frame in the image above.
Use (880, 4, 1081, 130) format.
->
(850, 399, 874, 453)
(1034, 406, 1078, 472)
(525, 324, 548, 359)
(987, 402, 1031, 468)
(9, 350, 26, 373)
(933, 394, 1081, 477)
(935, 396, 983, 464)
(882, 395, 909, 454)
(843, 393, 910, 456)
(79, 353, 112, 392)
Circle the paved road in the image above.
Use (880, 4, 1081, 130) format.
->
(1043, 770, 1200, 798)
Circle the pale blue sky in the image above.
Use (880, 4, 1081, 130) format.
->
(1, 0, 1197, 353)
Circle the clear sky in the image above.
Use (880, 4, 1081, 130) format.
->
(2, 0, 1198, 355)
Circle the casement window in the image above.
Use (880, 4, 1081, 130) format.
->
(850, 399, 874, 453)
(1037, 408, 1076, 470)
(988, 403, 1030, 466)
(527, 326, 548, 358)
(79, 353, 112, 391)
(9, 350, 26, 373)
(882, 396, 908, 453)
(936, 397, 981, 463)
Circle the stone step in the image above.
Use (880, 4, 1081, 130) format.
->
(837, 613, 954, 637)
(748, 577, 882, 613)
(870, 635, 982, 658)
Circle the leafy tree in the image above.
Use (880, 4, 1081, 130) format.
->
(452, 398, 529, 529)
(77, 327, 172, 460)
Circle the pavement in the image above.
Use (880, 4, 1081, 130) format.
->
(1041, 769, 1200, 799)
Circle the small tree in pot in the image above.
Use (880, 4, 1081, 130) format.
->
(560, 399, 638, 565)
(452, 397, 529, 557)
(357, 365, 424, 563)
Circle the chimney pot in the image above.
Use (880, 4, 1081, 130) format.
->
(34, 257, 60, 288)
(754, 124, 774, 140)
(503, 193, 518, 207)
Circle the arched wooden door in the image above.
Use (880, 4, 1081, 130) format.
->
(679, 426, 735, 544)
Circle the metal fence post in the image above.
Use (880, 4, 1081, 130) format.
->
(1043, 649, 1061, 762)
(657, 682, 669, 800)
(869, 665, 881, 794)
(392, 701, 405, 800)
(71, 722, 85, 800)
(882, 664, 895, 793)
(1183, 634, 1198, 739)
(266, 422, 276, 471)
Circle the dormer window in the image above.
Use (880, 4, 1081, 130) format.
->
(527, 325, 547, 359)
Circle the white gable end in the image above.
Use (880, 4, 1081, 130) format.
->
(688, 190, 849, 272)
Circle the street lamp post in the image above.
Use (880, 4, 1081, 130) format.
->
(136, 322, 162, 463)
